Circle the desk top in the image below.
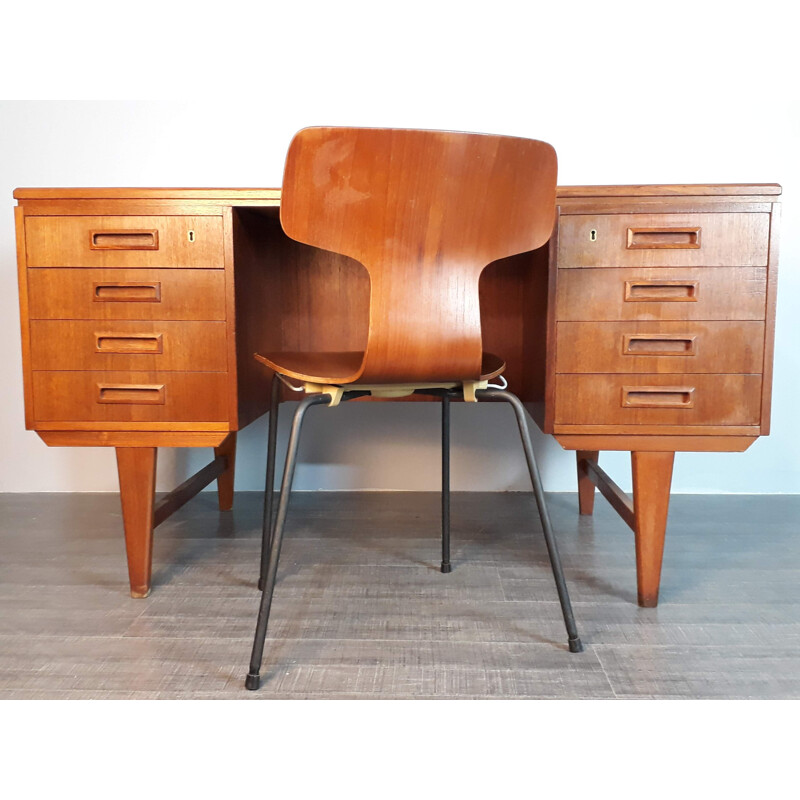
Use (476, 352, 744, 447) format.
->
(13, 184, 782, 201)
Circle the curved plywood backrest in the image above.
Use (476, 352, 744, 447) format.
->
(280, 127, 557, 383)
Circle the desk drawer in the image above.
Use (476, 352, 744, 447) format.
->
(556, 321, 765, 374)
(25, 215, 224, 268)
(558, 213, 769, 268)
(29, 320, 228, 372)
(555, 267, 767, 321)
(554, 374, 762, 427)
(27, 269, 227, 320)
(32, 371, 229, 423)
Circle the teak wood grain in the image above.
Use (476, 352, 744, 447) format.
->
(631, 452, 675, 607)
(27, 268, 227, 321)
(558, 212, 769, 268)
(554, 434, 757, 452)
(115, 447, 157, 598)
(272, 127, 558, 383)
(15, 206, 34, 429)
(233, 208, 546, 400)
(576, 450, 600, 515)
(32, 371, 229, 423)
(29, 320, 228, 372)
(38, 431, 231, 448)
(760, 204, 781, 435)
(555, 374, 762, 427)
(214, 433, 237, 511)
(556, 321, 765, 374)
(555, 267, 767, 322)
(25, 215, 225, 268)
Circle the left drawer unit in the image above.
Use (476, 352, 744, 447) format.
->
(18, 210, 232, 432)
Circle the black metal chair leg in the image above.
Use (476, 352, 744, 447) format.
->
(441, 393, 452, 573)
(246, 393, 332, 690)
(476, 388, 583, 653)
(259, 373, 282, 591)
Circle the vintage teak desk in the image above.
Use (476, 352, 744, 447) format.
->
(13, 184, 781, 606)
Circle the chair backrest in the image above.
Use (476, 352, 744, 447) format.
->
(280, 127, 557, 383)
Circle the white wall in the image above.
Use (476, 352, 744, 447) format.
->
(1, 1, 798, 494)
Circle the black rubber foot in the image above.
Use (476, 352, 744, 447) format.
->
(440, 563, 452, 574)
(568, 637, 584, 654)
(245, 673, 261, 690)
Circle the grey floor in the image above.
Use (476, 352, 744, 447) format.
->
(0, 491, 798, 699)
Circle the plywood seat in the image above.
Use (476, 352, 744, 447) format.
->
(254, 349, 506, 385)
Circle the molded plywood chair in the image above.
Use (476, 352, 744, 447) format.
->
(245, 127, 582, 690)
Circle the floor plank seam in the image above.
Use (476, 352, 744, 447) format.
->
(115, 634, 584, 648)
(591, 647, 620, 699)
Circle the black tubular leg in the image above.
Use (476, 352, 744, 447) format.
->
(476, 388, 583, 653)
(441, 393, 452, 573)
(259, 373, 282, 591)
(246, 394, 332, 690)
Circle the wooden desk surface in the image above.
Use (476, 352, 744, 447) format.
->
(13, 184, 782, 199)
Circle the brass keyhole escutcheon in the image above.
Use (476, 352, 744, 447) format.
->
(187, 230, 195, 243)
(590, 229, 597, 242)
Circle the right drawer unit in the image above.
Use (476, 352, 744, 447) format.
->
(553, 210, 771, 433)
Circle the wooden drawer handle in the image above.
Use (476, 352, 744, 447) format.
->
(627, 227, 701, 249)
(93, 283, 162, 303)
(622, 386, 695, 409)
(90, 230, 159, 250)
(625, 280, 698, 302)
(97, 384, 165, 405)
(95, 334, 163, 354)
(622, 334, 696, 356)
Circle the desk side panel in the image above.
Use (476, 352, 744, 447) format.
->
(480, 249, 544, 400)
(230, 208, 281, 429)
(15, 206, 34, 429)
(760, 203, 781, 435)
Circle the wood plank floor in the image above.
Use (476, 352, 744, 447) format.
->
(1, 491, 798, 699)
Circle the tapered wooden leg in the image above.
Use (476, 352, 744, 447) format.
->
(115, 447, 157, 598)
(631, 451, 675, 608)
(214, 432, 237, 511)
(576, 450, 599, 515)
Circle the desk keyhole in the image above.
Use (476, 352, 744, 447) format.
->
(590, 229, 597, 242)
(187, 230, 195, 243)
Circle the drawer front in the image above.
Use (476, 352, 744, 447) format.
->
(558, 213, 769, 268)
(556, 321, 765, 374)
(25, 215, 224, 268)
(28, 269, 227, 320)
(555, 267, 766, 321)
(30, 321, 228, 372)
(555, 374, 762, 426)
(32, 371, 229, 423)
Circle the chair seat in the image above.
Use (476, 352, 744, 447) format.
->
(254, 350, 506, 384)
